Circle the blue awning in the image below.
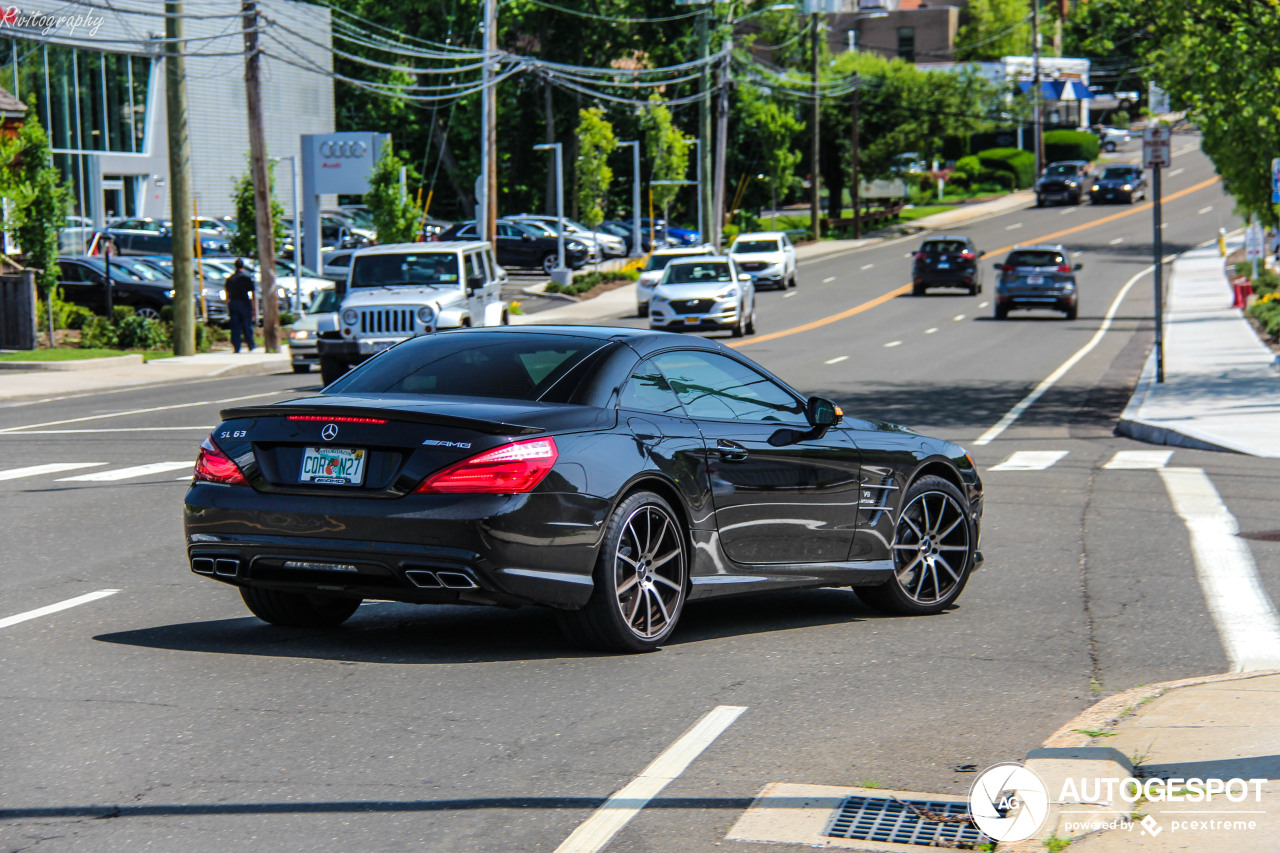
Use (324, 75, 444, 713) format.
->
(1017, 80, 1095, 100)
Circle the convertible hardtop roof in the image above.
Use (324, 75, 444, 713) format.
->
(431, 323, 733, 355)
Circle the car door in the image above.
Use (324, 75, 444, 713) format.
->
(495, 222, 532, 266)
(650, 349, 860, 565)
(58, 261, 107, 313)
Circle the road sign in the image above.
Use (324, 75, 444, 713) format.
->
(1246, 222, 1265, 261)
(1272, 158, 1280, 204)
(1143, 125, 1173, 169)
(1148, 83, 1171, 116)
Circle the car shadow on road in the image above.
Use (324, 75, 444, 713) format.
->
(93, 588, 895, 664)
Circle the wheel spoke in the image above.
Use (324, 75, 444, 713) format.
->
(901, 514, 923, 540)
(896, 553, 922, 582)
(653, 574, 681, 592)
(650, 514, 671, 557)
(921, 496, 932, 533)
(644, 590, 653, 636)
(617, 574, 639, 595)
(650, 548, 680, 569)
(615, 550, 639, 568)
(654, 590, 671, 625)
(936, 554, 960, 583)
(891, 542, 921, 551)
(927, 563, 942, 601)
(936, 513, 964, 541)
(938, 544, 969, 551)
(626, 588, 642, 624)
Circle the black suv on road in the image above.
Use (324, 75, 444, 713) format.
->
(993, 244, 1083, 320)
(911, 236, 983, 295)
(1034, 161, 1090, 206)
(1089, 164, 1147, 204)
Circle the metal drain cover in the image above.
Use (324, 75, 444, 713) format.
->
(825, 794, 986, 848)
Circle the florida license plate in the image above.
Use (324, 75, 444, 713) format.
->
(300, 447, 367, 486)
(1027, 275, 1045, 284)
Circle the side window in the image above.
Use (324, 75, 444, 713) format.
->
(61, 263, 87, 283)
(483, 249, 497, 280)
(651, 351, 808, 424)
(465, 252, 485, 282)
(620, 359, 686, 416)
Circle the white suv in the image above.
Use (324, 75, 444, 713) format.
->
(728, 231, 797, 290)
(635, 244, 716, 316)
(649, 256, 756, 337)
(317, 241, 508, 385)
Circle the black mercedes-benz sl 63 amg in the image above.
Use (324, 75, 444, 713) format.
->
(184, 326, 983, 652)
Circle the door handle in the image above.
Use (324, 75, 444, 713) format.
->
(717, 439, 749, 462)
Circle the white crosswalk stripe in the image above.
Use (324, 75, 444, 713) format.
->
(1104, 450, 1173, 470)
(0, 462, 105, 481)
(988, 450, 1069, 471)
(56, 461, 194, 482)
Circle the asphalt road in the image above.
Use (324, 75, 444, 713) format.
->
(4, 135, 1279, 853)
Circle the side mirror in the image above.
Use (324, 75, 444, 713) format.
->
(738, 273, 751, 282)
(1074, 263, 1084, 270)
(521, 233, 531, 241)
(806, 396, 842, 427)
(993, 263, 1003, 271)
(466, 273, 485, 290)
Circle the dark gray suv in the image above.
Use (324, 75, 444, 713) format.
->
(993, 244, 1083, 320)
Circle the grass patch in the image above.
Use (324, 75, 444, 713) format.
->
(0, 347, 178, 362)
(896, 205, 953, 222)
(1071, 729, 1118, 738)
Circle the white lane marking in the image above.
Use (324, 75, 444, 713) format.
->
(1198, 206, 1214, 215)
(783, 291, 797, 299)
(924, 327, 938, 334)
(0, 427, 214, 435)
(1160, 468, 1280, 671)
(1060, 208, 1076, 215)
(0, 391, 280, 434)
(975, 259, 1169, 445)
(1005, 223, 1022, 230)
(822, 276, 836, 283)
(0, 463, 105, 481)
(953, 314, 966, 321)
(978, 301, 990, 309)
(1109, 238, 1125, 245)
(824, 356, 849, 365)
(57, 461, 194, 482)
(1104, 450, 1173, 470)
(0, 589, 121, 630)
(860, 264, 875, 271)
(1169, 168, 1185, 177)
(884, 340, 902, 348)
(989, 450, 1068, 471)
(554, 705, 746, 853)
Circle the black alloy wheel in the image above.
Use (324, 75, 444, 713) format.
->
(558, 491, 688, 652)
(240, 586, 362, 628)
(860, 476, 974, 616)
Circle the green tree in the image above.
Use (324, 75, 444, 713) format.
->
(737, 84, 802, 226)
(575, 108, 617, 229)
(642, 97, 694, 219)
(365, 144, 423, 244)
(229, 159, 285, 258)
(1, 104, 69, 299)
(956, 0, 1031, 62)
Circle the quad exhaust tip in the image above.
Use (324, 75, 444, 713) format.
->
(405, 569, 478, 590)
(192, 557, 241, 578)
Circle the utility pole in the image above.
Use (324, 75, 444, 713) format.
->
(480, 0, 497, 242)
(697, 7, 712, 243)
(166, 0, 194, 355)
(810, 10, 821, 240)
(712, 40, 730, 251)
(850, 74, 860, 239)
(243, 0, 278, 351)
(1031, 0, 1043, 178)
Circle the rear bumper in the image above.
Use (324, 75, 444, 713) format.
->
(183, 483, 609, 608)
(914, 270, 976, 286)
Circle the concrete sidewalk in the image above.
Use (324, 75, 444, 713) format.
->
(1117, 238, 1280, 456)
(0, 349, 292, 402)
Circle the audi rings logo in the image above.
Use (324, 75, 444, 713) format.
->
(321, 424, 339, 441)
(319, 140, 368, 159)
(968, 762, 1050, 842)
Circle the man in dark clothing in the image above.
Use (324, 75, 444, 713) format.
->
(225, 259, 256, 353)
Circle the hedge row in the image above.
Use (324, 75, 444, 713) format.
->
(972, 148, 1036, 188)
(1044, 130, 1101, 164)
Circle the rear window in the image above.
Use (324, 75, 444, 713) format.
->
(349, 253, 459, 288)
(921, 240, 967, 254)
(1007, 250, 1065, 268)
(732, 240, 780, 254)
(663, 261, 732, 284)
(325, 333, 609, 403)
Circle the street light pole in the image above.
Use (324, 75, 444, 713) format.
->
(850, 74, 860, 239)
(694, 138, 703, 246)
(533, 142, 565, 272)
(712, 40, 731, 251)
(810, 10, 822, 240)
(618, 140, 641, 255)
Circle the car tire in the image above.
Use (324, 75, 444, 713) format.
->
(858, 475, 974, 616)
(134, 304, 162, 321)
(292, 363, 310, 374)
(1104, 142, 1117, 153)
(319, 355, 347, 386)
(638, 303, 649, 318)
(968, 282, 980, 296)
(746, 305, 756, 335)
(788, 273, 797, 289)
(1065, 300, 1079, 321)
(557, 491, 688, 653)
(541, 253, 558, 275)
(239, 586, 362, 628)
(1072, 193, 1082, 205)
(994, 302, 1009, 320)
(1035, 195, 1045, 208)
(731, 309, 746, 338)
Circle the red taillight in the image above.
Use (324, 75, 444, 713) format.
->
(961, 251, 975, 260)
(913, 252, 925, 260)
(193, 435, 249, 485)
(1001, 264, 1015, 273)
(414, 437, 559, 494)
(287, 415, 388, 424)
(1058, 264, 1072, 273)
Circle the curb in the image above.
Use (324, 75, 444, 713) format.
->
(0, 353, 144, 371)
(1113, 352, 1242, 454)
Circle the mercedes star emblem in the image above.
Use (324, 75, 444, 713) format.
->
(321, 424, 339, 441)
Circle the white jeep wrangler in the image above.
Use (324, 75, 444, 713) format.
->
(317, 241, 508, 385)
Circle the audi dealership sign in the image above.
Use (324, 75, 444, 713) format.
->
(302, 131, 387, 195)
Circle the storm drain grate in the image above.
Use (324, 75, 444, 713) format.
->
(824, 795, 985, 848)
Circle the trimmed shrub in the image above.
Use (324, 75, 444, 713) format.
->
(976, 147, 1036, 188)
(79, 317, 118, 349)
(115, 314, 168, 350)
(547, 267, 639, 296)
(1044, 130, 1100, 164)
(1248, 294, 1280, 338)
(955, 155, 982, 175)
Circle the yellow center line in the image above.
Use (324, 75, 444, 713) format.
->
(729, 175, 1222, 349)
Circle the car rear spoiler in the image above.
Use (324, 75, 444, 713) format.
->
(219, 405, 545, 436)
